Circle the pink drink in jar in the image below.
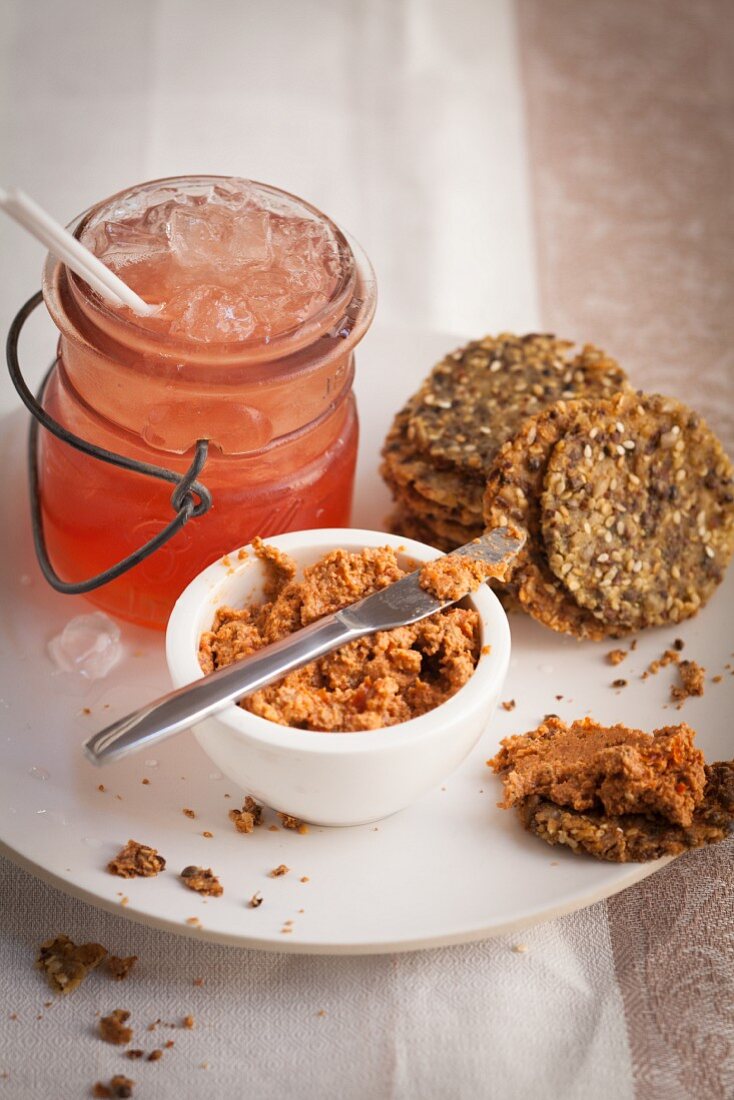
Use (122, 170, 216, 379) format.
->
(39, 177, 376, 628)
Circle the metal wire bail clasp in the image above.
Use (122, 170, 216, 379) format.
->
(6, 290, 213, 594)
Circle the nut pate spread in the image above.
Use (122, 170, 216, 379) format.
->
(198, 541, 481, 731)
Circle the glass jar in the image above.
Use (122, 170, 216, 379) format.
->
(39, 177, 376, 629)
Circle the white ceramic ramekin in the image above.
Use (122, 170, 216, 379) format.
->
(165, 529, 510, 826)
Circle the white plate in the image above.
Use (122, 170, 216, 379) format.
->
(0, 327, 731, 953)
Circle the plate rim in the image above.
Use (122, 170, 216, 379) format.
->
(0, 836, 670, 955)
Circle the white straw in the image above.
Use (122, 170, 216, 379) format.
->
(0, 187, 159, 317)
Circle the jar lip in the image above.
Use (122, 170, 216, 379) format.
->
(47, 175, 375, 364)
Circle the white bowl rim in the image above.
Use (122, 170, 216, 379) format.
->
(165, 528, 511, 756)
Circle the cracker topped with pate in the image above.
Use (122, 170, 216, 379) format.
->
(489, 717, 734, 862)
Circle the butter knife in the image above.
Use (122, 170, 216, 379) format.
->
(83, 527, 524, 766)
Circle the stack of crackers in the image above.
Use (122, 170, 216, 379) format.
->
(382, 333, 734, 639)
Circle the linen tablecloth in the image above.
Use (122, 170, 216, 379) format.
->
(0, 1, 731, 1096)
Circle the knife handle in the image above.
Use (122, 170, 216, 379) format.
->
(83, 614, 360, 766)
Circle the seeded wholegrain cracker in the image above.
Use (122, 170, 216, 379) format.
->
(540, 393, 734, 631)
(483, 397, 615, 638)
(381, 333, 628, 551)
(386, 334, 628, 477)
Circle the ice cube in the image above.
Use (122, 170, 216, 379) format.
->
(169, 206, 226, 269)
(169, 203, 273, 271)
(227, 206, 273, 266)
(92, 205, 172, 270)
(168, 284, 256, 343)
(48, 612, 123, 680)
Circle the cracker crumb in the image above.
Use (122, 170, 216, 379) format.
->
(36, 934, 107, 995)
(229, 796, 263, 834)
(82, 707, 91, 715)
(269, 864, 290, 877)
(672, 660, 706, 704)
(147, 1049, 163, 1062)
(164, 1040, 175, 1049)
(673, 638, 685, 651)
(141, 778, 150, 785)
(249, 893, 263, 908)
(612, 679, 628, 689)
(185, 917, 201, 928)
(182, 808, 196, 819)
(180, 867, 223, 897)
(125, 1050, 144, 1060)
(278, 813, 309, 833)
(501, 699, 516, 712)
(300, 876, 310, 883)
(202, 831, 213, 839)
(120, 897, 129, 908)
(316, 1009, 327, 1018)
(98, 785, 106, 793)
(107, 840, 165, 879)
(642, 649, 680, 680)
(193, 978, 205, 986)
(182, 1015, 195, 1029)
(99, 1009, 132, 1045)
(267, 825, 280, 832)
(92, 1076, 134, 1099)
(606, 649, 627, 666)
(512, 943, 529, 954)
(106, 956, 137, 982)
(712, 675, 723, 683)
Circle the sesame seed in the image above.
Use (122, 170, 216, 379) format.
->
(705, 546, 715, 559)
(623, 440, 635, 450)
